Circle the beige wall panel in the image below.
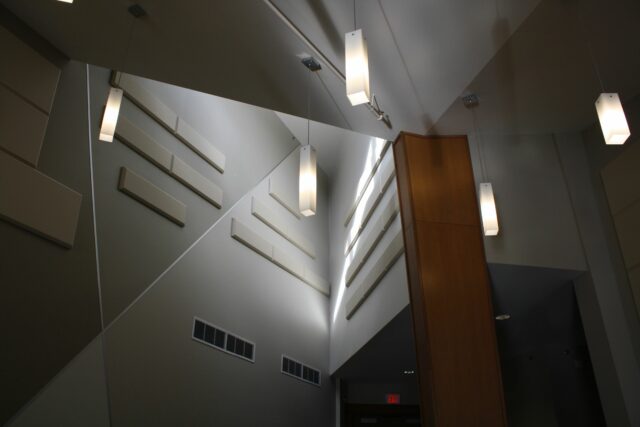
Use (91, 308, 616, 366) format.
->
(303, 267, 330, 296)
(118, 167, 186, 226)
(272, 246, 305, 280)
(0, 150, 81, 248)
(345, 181, 396, 255)
(269, 176, 301, 219)
(602, 142, 640, 214)
(230, 217, 273, 259)
(117, 73, 178, 132)
(613, 201, 640, 269)
(175, 117, 226, 173)
(346, 231, 404, 319)
(0, 84, 49, 166)
(0, 26, 60, 113)
(115, 116, 172, 172)
(170, 157, 223, 208)
(251, 197, 315, 258)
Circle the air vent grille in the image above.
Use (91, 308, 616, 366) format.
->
(192, 317, 255, 362)
(281, 355, 321, 386)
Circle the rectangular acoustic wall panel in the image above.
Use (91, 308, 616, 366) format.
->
(192, 317, 255, 362)
(269, 177, 301, 219)
(346, 230, 404, 319)
(281, 355, 321, 386)
(118, 167, 186, 226)
(346, 196, 400, 286)
(345, 167, 396, 256)
(113, 72, 178, 132)
(251, 197, 315, 258)
(0, 26, 60, 113)
(0, 84, 49, 166)
(230, 218, 329, 296)
(115, 117, 223, 208)
(344, 140, 391, 226)
(170, 157, 223, 208)
(175, 117, 226, 173)
(0, 150, 82, 248)
(115, 117, 172, 172)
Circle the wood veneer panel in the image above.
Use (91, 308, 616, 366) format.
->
(394, 132, 506, 427)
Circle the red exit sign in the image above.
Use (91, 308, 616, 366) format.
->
(386, 393, 401, 404)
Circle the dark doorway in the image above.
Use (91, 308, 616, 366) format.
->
(345, 403, 421, 426)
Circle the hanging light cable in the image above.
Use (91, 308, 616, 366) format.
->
(575, 1, 630, 145)
(299, 57, 319, 217)
(465, 94, 499, 237)
(99, 5, 146, 143)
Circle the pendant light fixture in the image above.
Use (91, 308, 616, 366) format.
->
(575, 0, 630, 145)
(345, 0, 370, 106)
(299, 57, 321, 217)
(464, 94, 499, 237)
(99, 5, 146, 142)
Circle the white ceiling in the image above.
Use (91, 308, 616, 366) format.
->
(0, 0, 541, 141)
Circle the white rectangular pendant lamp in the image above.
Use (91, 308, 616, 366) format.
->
(479, 182, 499, 236)
(595, 93, 630, 145)
(345, 29, 370, 106)
(99, 87, 124, 143)
(299, 145, 317, 217)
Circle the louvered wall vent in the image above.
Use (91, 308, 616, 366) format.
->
(192, 317, 255, 363)
(281, 355, 321, 386)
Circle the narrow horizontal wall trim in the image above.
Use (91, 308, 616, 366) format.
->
(251, 197, 315, 258)
(345, 196, 400, 286)
(192, 316, 256, 363)
(0, 149, 82, 248)
(343, 140, 391, 227)
(115, 117, 223, 209)
(112, 71, 226, 174)
(345, 165, 396, 256)
(346, 230, 404, 320)
(117, 167, 187, 226)
(230, 218, 330, 296)
(269, 177, 301, 219)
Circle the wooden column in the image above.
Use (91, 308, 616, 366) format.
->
(393, 132, 507, 426)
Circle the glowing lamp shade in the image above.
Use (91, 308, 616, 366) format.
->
(99, 88, 124, 143)
(479, 183, 499, 236)
(57, 0, 73, 3)
(299, 145, 317, 217)
(595, 93, 630, 145)
(345, 29, 370, 106)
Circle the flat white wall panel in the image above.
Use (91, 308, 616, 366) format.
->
(0, 150, 82, 248)
(272, 246, 305, 280)
(0, 84, 49, 166)
(0, 26, 60, 113)
(175, 117, 226, 173)
(251, 197, 315, 258)
(118, 167, 186, 226)
(304, 267, 331, 296)
(231, 217, 273, 259)
(346, 230, 404, 319)
(171, 157, 223, 209)
(116, 72, 178, 132)
(115, 116, 172, 172)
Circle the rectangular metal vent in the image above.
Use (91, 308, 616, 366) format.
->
(192, 317, 255, 362)
(281, 355, 321, 386)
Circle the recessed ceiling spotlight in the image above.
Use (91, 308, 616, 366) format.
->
(495, 314, 511, 321)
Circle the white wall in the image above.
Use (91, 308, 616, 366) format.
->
(328, 133, 409, 374)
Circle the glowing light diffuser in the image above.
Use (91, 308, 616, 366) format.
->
(479, 183, 499, 236)
(299, 145, 317, 217)
(99, 88, 123, 143)
(595, 93, 630, 145)
(57, 0, 73, 3)
(345, 29, 370, 106)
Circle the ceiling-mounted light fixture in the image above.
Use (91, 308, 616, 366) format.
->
(98, 4, 146, 142)
(464, 94, 500, 237)
(57, 0, 73, 3)
(299, 57, 321, 217)
(345, 29, 370, 106)
(479, 183, 499, 236)
(99, 88, 123, 142)
(595, 93, 630, 145)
